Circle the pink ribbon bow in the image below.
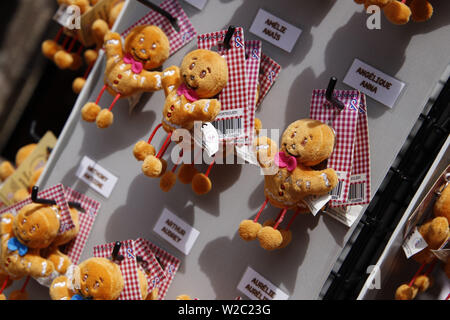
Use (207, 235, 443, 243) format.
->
(177, 83, 199, 102)
(274, 151, 297, 172)
(123, 53, 143, 74)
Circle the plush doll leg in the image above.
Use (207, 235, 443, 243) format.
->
(239, 198, 269, 241)
(54, 35, 76, 69)
(277, 209, 300, 249)
(81, 84, 107, 122)
(9, 276, 30, 300)
(257, 208, 287, 250)
(178, 149, 201, 184)
(142, 132, 172, 178)
(192, 157, 215, 195)
(160, 150, 183, 192)
(0, 275, 10, 296)
(133, 124, 162, 161)
(73, 55, 96, 94)
(42, 27, 64, 59)
(96, 93, 120, 128)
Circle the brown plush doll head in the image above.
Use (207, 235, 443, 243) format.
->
(434, 184, 450, 222)
(280, 119, 335, 167)
(180, 49, 229, 98)
(52, 207, 80, 246)
(124, 25, 170, 71)
(78, 257, 124, 300)
(12, 203, 60, 249)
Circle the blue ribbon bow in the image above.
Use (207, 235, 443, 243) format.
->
(7, 237, 28, 256)
(71, 294, 85, 300)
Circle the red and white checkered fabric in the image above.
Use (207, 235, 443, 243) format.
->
(198, 27, 248, 145)
(339, 94, 371, 206)
(0, 184, 74, 234)
(243, 40, 261, 146)
(93, 240, 141, 300)
(256, 52, 281, 108)
(134, 238, 166, 292)
(140, 238, 180, 300)
(310, 90, 361, 207)
(121, 0, 196, 56)
(63, 187, 100, 265)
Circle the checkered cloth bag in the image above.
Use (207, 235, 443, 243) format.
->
(310, 90, 362, 207)
(0, 184, 74, 234)
(93, 240, 141, 300)
(134, 238, 167, 292)
(256, 52, 281, 108)
(121, 0, 196, 56)
(62, 187, 100, 265)
(139, 238, 180, 300)
(339, 94, 371, 206)
(244, 40, 261, 146)
(198, 27, 249, 145)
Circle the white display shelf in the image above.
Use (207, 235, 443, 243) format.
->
(5, 0, 450, 299)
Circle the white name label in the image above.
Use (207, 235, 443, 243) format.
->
(193, 122, 219, 157)
(237, 266, 289, 300)
(249, 8, 302, 53)
(402, 227, 428, 259)
(76, 156, 118, 198)
(183, 0, 208, 10)
(303, 194, 331, 216)
(343, 58, 405, 108)
(153, 208, 200, 255)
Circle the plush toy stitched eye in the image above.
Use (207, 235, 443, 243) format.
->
(189, 63, 195, 70)
(94, 281, 100, 289)
(30, 226, 36, 233)
(139, 37, 144, 43)
(22, 218, 27, 224)
(83, 274, 88, 281)
(152, 43, 157, 49)
(199, 70, 206, 78)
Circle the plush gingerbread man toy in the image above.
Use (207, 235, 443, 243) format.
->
(133, 49, 228, 195)
(49, 257, 150, 300)
(239, 119, 338, 250)
(81, 24, 170, 128)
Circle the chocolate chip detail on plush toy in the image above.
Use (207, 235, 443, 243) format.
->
(239, 119, 338, 250)
(133, 49, 228, 195)
(81, 24, 169, 128)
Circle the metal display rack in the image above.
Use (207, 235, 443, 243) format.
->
(4, 0, 450, 299)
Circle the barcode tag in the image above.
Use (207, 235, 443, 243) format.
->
(328, 171, 346, 200)
(198, 27, 249, 145)
(402, 227, 428, 259)
(303, 194, 331, 216)
(323, 205, 363, 227)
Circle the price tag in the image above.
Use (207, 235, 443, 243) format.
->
(193, 122, 219, 157)
(343, 58, 406, 108)
(249, 8, 302, 53)
(76, 156, 118, 198)
(153, 208, 200, 255)
(303, 194, 331, 216)
(237, 266, 289, 300)
(402, 227, 428, 259)
(53, 4, 80, 30)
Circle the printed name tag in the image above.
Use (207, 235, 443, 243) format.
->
(76, 156, 118, 198)
(343, 58, 405, 108)
(153, 208, 200, 255)
(237, 266, 289, 300)
(402, 227, 428, 259)
(183, 0, 208, 10)
(249, 8, 302, 53)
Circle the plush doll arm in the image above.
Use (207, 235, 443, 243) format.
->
(0, 213, 15, 236)
(161, 66, 182, 97)
(50, 276, 75, 300)
(92, 19, 110, 48)
(23, 251, 56, 279)
(104, 31, 123, 60)
(139, 71, 163, 92)
(44, 247, 72, 275)
(254, 136, 278, 169)
(184, 99, 221, 123)
(294, 167, 338, 196)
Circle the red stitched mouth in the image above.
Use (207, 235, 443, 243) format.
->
(131, 48, 150, 62)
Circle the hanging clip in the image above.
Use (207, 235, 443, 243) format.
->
(223, 26, 236, 50)
(31, 186, 57, 206)
(325, 77, 345, 110)
(136, 0, 180, 32)
(111, 241, 124, 262)
(29, 121, 42, 143)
